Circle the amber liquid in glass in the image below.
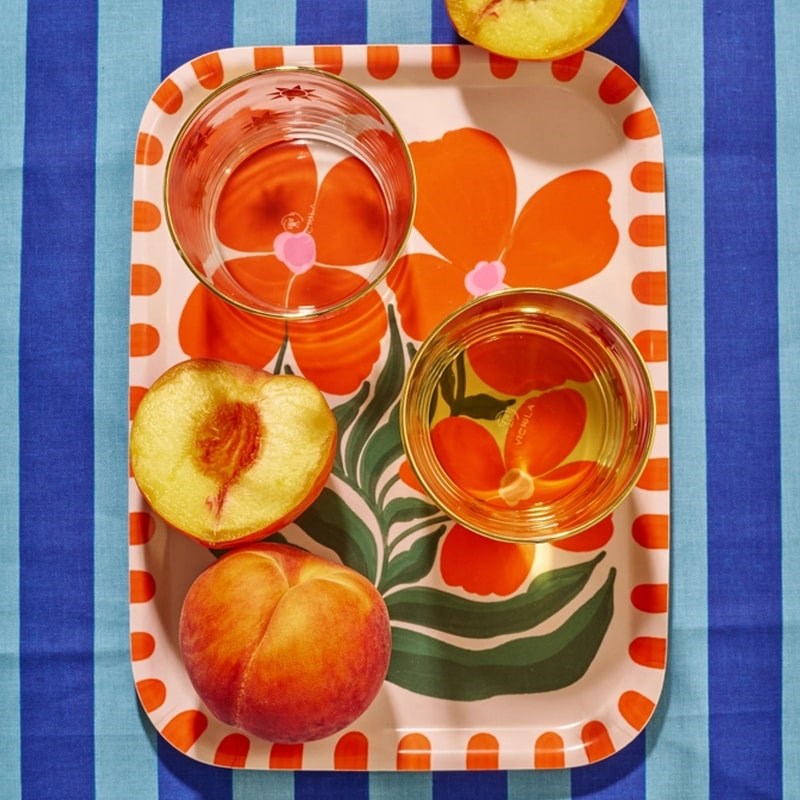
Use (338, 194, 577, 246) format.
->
(427, 329, 624, 512)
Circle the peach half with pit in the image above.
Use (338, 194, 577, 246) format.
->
(129, 359, 337, 548)
(179, 542, 392, 743)
(446, 0, 627, 61)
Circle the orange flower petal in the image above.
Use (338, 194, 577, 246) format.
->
(551, 514, 613, 551)
(504, 388, 587, 476)
(504, 170, 618, 289)
(531, 460, 595, 503)
(215, 142, 318, 252)
(387, 253, 470, 341)
(314, 154, 389, 266)
(467, 330, 593, 395)
(440, 523, 534, 596)
(287, 272, 388, 395)
(431, 416, 505, 495)
(399, 459, 425, 494)
(178, 282, 285, 368)
(222, 254, 293, 307)
(409, 128, 515, 268)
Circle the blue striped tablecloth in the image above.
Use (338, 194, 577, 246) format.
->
(1, 1, 796, 798)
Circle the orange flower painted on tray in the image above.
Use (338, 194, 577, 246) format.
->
(400, 385, 608, 596)
(178, 142, 389, 395)
(440, 523, 534, 597)
(387, 128, 619, 341)
(432, 388, 591, 509)
(467, 330, 595, 396)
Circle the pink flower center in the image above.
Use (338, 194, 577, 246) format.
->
(274, 231, 316, 274)
(498, 468, 535, 506)
(465, 260, 506, 297)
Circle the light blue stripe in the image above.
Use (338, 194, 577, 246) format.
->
(776, 2, 800, 798)
(233, 0, 296, 46)
(94, 1, 163, 798)
(638, 1, 709, 798)
(370, 771, 432, 799)
(366, 0, 433, 44)
(233, 769, 294, 799)
(508, 770, 570, 799)
(0, 1, 26, 798)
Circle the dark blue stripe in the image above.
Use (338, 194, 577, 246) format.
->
(296, 770, 369, 799)
(161, 0, 234, 78)
(571, 731, 646, 798)
(157, 737, 232, 799)
(431, 0, 461, 44)
(589, 0, 639, 82)
(704, 2, 782, 799)
(158, 9, 235, 795)
(295, 0, 367, 45)
(19, 1, 97, 798)
(433, 770, 507, 799)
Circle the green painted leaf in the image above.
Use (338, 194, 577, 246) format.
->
(453, 393, 515, 421)
(358, 402, 404, 501)
(344, 307, 405, 480)
(386, 566, 616, 699)
(385, 552, 606, 637)
(439, 361, 456, 407)
(383, 496, 442, 528)
(380, 524, 448, 593)
(332, 380, 370, 454)
(294, 487, 378, 583)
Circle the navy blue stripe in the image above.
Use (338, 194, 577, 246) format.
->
(704, 3, 782, 799)
(158, 9, 235, 795)
(431, 0, 460, 44)
(590, 0, 639, 82)
(571, 731, 646, 798)
(433, 770, 506, 799)
(296, 770, 369, 799)
(161, 0, 234, 78)
(295, 0, 367, 45)
(157, 737, 232, 799)
(19, 1, 97, 798)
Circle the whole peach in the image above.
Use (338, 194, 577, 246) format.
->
(178, 542, 392, 743)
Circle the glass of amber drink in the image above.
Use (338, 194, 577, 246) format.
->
(400, 288, 656, 543)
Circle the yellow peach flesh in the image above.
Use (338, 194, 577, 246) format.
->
(447, 0, 626, 61)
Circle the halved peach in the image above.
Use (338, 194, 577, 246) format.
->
(129, 359, 337, 548)
(446, 0, 627, 61)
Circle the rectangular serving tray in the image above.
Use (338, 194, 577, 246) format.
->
(128, 43, 669, 771)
